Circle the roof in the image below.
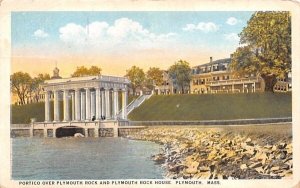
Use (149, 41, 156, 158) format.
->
(193, 58, 231, 68)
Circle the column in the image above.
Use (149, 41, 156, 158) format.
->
(122, 89, 128, 119)
(94, 127, 99, 137)
(95, 87, 101, 120)
(101, 90, 105, 117)
(242, 83, 245, 93)
(44, 129, 48, 138)
(85, 88, 91, 121)
(232, 84, 234, 93)
(113, 89, 118, 119)
(85, 128, 89, 137)
(53, 128, 56, 138)
(91, 91, 96, 119)
(253, 82, 256, 92)
(105, 88, 111, 119)
(63, 89, 70, 121)
(44, 91, 50, 122)
(71, 92, 75, 121)
(53, 90, 60, 122)
(75, 89, 81, 121)
(81, 92, 86, 120)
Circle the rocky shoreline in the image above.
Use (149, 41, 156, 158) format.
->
(127, 125, 293, 179)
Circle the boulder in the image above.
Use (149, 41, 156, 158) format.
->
(74, 133, 84, 137)
(240, 164, 248, 170)
(249, 162, 262, 169)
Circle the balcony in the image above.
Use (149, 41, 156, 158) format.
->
(207, 78, 259, 86)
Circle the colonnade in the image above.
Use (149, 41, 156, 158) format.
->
(44, 87, 128, 122)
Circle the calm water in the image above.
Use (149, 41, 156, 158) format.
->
(12, 137, 164, 180)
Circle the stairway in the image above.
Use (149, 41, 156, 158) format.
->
(118, 93, 153, 117)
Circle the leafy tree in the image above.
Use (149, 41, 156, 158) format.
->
(126, 66, 146, 94)
(230, 11, 291, 91)
(146, 67, 163, 89)
(30, 73, 50, 103)
(71, 65, 102, 77)
(168, 60, 191, 94)
(11, 72, 32, 105)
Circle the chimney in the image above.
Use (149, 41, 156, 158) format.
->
(210, 57, 213, 63)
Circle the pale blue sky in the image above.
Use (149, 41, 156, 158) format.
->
(12, 11, 253, 47)
(11, 11, 254, 76)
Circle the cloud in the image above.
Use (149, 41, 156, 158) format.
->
(59, 18, 176, 49)
(33, 29, 49, 38)
(224, 33, 240, 41)
(226, 17, 240, 25)
(182, 22, 219, 33)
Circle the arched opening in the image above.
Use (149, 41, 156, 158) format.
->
(56, 126, 85, 138)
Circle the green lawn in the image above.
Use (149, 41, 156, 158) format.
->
(11, 95, 139, 124)
(128, 92, 292, 121)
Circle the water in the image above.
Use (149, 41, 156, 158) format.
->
(12, 137, 164, 180)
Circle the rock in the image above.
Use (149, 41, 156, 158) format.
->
(278, 143, 287, 149)
(74, 133, 84, 137)
(199, 166, 210, 172)
(264, 145, 272, 149)
(280, 164, 290, 170)
(249, 162, 262, 169)
(226, 151, 236, 158)
(185, 161, 199, 174)
(271, 166, 280, 171)
(209, 164, 216, 172)
(278, 151, 287, 160)
(255, 167, 264, 173)
(240, 164, 248, 170)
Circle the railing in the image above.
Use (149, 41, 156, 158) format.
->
(11, 124, 31, 129)
(117, 93, 153, 117)
(45, 75, 130, 84)
(207, 78, 259, 86)
(99, 75, 130, 83)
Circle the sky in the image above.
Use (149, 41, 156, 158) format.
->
(11, 11, 254, 77)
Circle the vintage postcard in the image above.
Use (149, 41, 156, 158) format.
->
(1, 0, 300, 187)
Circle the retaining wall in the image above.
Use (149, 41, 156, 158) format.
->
(129, 117, 292, 126)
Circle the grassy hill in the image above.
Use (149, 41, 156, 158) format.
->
(128, 92, 292, 121)
(11, 95, 138, 124)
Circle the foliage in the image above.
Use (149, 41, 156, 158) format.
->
(145, 67, 163, 89)
(11, 72, 50, 105)
(71, 65, 102, 77)
(230, 11, 291, 91)
(30, 74, 50, 102)
(125, 66, 146, 94)
(168, 60, 191, 94)
(11, 72, 32, 105)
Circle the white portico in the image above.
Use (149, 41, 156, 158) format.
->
(42, 75, 130, 123)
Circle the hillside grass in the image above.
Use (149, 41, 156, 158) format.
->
(11, 95, 138, 124)
(128, 92, 292, 121)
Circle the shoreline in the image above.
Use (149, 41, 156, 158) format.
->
(127, 124, 293, 179)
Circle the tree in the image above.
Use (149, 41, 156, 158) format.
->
(146, 67, 163, 89)
(11, 72, 32, 105)
(30, 73, 50, 103)
(71, 65, 102, 77)
(230, 11, 291, 91)
(126, 66, 146, 94)
(168, 60, 191, 94)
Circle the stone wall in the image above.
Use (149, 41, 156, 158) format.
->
(118, 128, 146, 137)
(99, 128, 114, 137)
(33, 129, 44, 137)
(11, 129, 30, 137)
(130, 117, 292, 126)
